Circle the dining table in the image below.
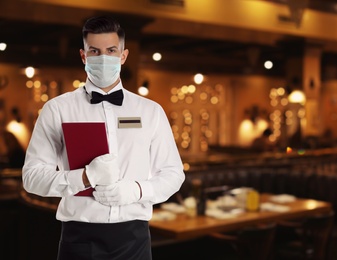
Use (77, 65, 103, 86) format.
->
(149, 193, 333, 241)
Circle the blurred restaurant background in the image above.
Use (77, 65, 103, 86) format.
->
(2, 0, 337, 259)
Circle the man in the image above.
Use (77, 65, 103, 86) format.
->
(22, 15, 185, 260)
(0, 108, 25, 169)
(251, 128, 274, 153)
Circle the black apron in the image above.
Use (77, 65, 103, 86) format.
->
(57, 220, 152, 260)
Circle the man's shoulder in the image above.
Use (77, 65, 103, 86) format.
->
(49, 88, 85, 103)
(124, 89, 161, 108)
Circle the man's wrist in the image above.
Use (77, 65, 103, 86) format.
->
(82, 169, 91, 188)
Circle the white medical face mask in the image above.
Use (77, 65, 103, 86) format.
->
(85, 55, 121, 88)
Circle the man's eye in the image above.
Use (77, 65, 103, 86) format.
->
(108, 49, 116, 53)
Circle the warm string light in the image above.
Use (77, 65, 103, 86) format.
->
(170, 83, 224, 152)
(269, 87, 288, 141)
(269, 85, 306, 150)
(73, 80, 85, 88)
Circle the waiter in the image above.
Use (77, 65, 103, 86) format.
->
(22, 15, 185, 260)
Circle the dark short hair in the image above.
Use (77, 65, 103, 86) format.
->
(263, 128, 272, 137)
(82, 15, 125, 48)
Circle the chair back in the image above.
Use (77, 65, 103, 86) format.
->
(236, 223, 276, 260)
(302, 211, 334, 260)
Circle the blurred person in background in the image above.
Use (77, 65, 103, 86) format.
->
(251, 128, 275, 153)
(0, 109, 25, 169)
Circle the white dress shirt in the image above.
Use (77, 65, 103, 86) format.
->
(22, 79, 185, 223)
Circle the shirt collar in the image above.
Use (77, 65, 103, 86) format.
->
(84, 78, 124, 97)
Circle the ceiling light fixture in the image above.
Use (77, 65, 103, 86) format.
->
(194, 73, 204, 84)
(264, 60, 273, 69)
(288, 89, 306, 104)
(152, 52, 162, 61)
(25, 66, 35, 78)
(138, 80, 149, 96)
(0, 42, 7, 51)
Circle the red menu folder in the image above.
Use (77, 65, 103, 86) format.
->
(62, 122, 109, 196)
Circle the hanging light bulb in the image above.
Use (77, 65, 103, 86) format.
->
(264, 60, 273, 69)
(138, 80, 149, 96)
(25, 66, 35, 78)
(0, 42, 7, 51)
(152, 52, 162, 61)
(194, 73, 204, 84)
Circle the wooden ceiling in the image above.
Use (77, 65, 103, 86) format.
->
(1, 0, 337, 77)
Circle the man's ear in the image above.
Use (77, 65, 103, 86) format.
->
(121, 49, 129, 65)
(79, 49, 86, 64)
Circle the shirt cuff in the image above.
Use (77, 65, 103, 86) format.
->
(137, 180, 154, 202)
(65, 168, 86, 192)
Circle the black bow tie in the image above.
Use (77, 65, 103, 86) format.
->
(90, 89, 124, 106)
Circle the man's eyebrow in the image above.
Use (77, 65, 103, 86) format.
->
(88, 46, 99, 50)
(87, 46, 119, 51)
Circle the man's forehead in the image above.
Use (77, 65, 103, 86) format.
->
(85, 32, 120, 46)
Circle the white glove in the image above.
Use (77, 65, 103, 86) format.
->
(85, 154, 119, 188)
(93, 180, 141, 206)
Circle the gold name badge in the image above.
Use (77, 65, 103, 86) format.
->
(118, 117, 142, 128)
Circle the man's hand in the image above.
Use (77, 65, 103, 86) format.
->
(93, 180, 141, 206)
(85, 154, 119, 188)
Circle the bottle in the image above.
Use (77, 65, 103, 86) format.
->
(246, 188, 260, 212)
(191, 178, 206, 216)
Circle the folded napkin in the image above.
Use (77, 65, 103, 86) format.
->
(260, 202, 290, 212)
(205, 208, 244, 219)
(218, 195, 238, 207)
(269, 194, 296, 203)
(207, 196, 238, 209)
(206, 209, 236, 219)
(151, 211, 177, 221)
(160, 202, 186, 213)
